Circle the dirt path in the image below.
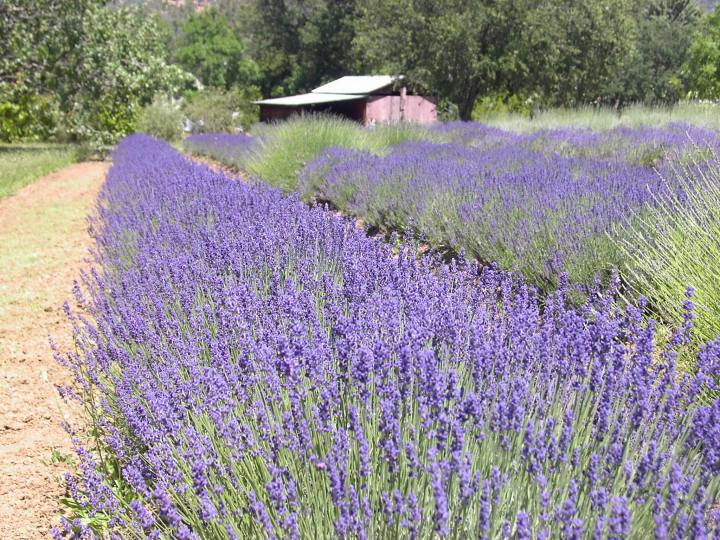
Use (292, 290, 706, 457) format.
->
(0, 161, 108, 539)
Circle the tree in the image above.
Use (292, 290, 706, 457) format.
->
(64, 4, 192, 145)
(513, 0, 638, 108)
(243, 0, 360, 97)
(294, 0, 362, 90)
(616, 0, 701, 104)
(0, 1, 192, 144)
(355, 0, 527, 120)
(683, 4, 720, 98)
(0, 0, 92, 139)
(176, 7, 258, 89)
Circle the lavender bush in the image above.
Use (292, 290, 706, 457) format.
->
(187, 121, 720, 296)
(434, 122, 720, 167)
(58, 135, 720, 538)
(299, 141, 670, 295)
(183, 133, 258, 169)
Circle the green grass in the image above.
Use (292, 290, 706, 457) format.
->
(479, 101, 720, 132)
(0, 143, 77, 199)
(244, 115, 435, 191)
(618, 156, 720, 348)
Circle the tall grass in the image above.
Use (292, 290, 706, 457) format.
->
(482, 101, 720, 132)
(619, 156, 720, 346)
(244, 115, 435, 191)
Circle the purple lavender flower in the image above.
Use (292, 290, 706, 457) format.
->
(57, 135, 720, 539)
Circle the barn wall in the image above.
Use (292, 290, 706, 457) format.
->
(260, 96, 436, 125)
(260, 106, 301, 122)
(365, 95, 436, 125)
(403, 96, 437, 124)
(315, 99, 367, 122)
(365, 96, 399, 125)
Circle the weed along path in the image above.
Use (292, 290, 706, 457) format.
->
(0, 161, 107, 539)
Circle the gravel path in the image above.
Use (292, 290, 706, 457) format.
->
(0, 161, 107, 538)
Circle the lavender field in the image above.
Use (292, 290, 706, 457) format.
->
(186, 121, 720, 299)
(56, 135, 720, 538)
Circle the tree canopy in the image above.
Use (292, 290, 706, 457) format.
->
(176, 7, 258, 89)
(2, 0, 720, 141)
(1, 0, 191, 143)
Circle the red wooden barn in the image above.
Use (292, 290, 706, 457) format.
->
(254, 75, 437, 126)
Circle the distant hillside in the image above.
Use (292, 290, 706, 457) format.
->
(700, 0, 718, 10)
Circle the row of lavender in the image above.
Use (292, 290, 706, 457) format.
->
(183, 122, 720, 296)
(59, 135, 720, 538)
(183, 133, 257, 169)
(300, 123, 720, 296)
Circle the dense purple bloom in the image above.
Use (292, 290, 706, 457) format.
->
(515, 511, 532, 539)
(297, 123, 720, 294)
(58, 135, 720, 538)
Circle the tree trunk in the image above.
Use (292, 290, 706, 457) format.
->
(458, 94, 477, 121)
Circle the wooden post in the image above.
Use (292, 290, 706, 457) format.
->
(400, 86, 407, 123)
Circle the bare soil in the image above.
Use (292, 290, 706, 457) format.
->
(0, 161, 108, 539)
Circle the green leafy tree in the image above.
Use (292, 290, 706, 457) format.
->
(0, 1, 192, 145)
(244, 0, 360, 97)
(514, 0, 638, 108)
(176, 7, 258, 89)
(683, 5, 720, 98)
(184, 86, 261, 132)
(0, 0, 91, 140)
(616, 0, 701, 104)
(243, 0, 304, 96)
(294, 0, 361, 91)
(355, 0, 527, 120)
(64, 4, 192, 146)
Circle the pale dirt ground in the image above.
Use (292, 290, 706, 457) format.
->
(0, 161, 108, 539)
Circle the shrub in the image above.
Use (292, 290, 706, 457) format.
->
(183, 133, 257, 168)
(136, 97, 184, 142)
(183, 86, 261, 134)
(0, 94, 62, 142)
(298, 123, 720, 295)
(619, 156, 720, 346)
(472, 91, 534, 120)
(245, 115, 374, 191)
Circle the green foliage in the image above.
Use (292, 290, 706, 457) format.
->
(516, 0, 638, 108)
(619, 157, 720, 346)
(616, 0, 700, 104)
(355, 0, 643, 117)
(243, 0, 361, 97)
(683, 5, 720, 98)
(136, 98, 184, 142)
(356, 0, 526, 120)
(472, 92, 534, 120)
(246, 115, 371, 191)
(0, 1, 193, 147)
(0, 94, 61, 142)
(184, 86, 261, 133)
(0, 143, 76, 198)
(176, 7, 258, 89)
(63, 4, 193, 146)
